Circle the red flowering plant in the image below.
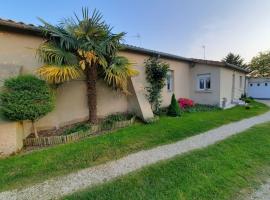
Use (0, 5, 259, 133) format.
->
(178, 98, 194, 109)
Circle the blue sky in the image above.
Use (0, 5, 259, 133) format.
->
(1, 0, 270, 62)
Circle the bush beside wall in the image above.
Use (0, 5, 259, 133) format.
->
(167, 94, 181, 117)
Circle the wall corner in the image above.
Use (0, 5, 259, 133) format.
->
(127, 78, 154, 121)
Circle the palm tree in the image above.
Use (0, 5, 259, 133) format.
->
(36, 8, 138, 123)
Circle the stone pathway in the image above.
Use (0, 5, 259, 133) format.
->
(1, 110, 270, 200)
(245, 179, 270, 200)
(257, 99, 270, 107)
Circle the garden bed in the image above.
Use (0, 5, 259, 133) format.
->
(23, 116, 136, 147)
(159, 103, 221, 115)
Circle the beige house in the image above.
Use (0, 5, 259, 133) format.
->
(0, 19, 248, 155)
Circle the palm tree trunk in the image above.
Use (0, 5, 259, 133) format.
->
(86, 64, 98, 124)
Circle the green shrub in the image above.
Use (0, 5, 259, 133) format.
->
(158, 107, 169, 116)
(106, 114, 126, 122)
(240, 93, 254, 103)
(101, 113, 134, 130)
(241, 97, 253, 103)
(240, 93, 247, 99)
(183, 104, 221, 113)
(160, 104, 221, 115)
(0, 75, 55, 137)
(63, 123, 91, 135)
(244, 99, 251, 103)
(245, 105, 251, 110)
(167, 94, 181, 117)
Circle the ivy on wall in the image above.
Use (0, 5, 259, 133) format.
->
(145, 57, 169, 114)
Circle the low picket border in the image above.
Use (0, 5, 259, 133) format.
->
(23, 117, 136, 147)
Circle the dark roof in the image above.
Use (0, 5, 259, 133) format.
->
(0, 18, 42, 35)
(0, 18, 248, 73)
(191, 59, 249, 73)
(122, 44, 192, 62)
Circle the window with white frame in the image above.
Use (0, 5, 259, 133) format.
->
(197, 74, 211, 91)
(167, 70, 174, 92)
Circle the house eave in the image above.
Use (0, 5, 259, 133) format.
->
(191, 59, 249, 73)
(0, 18, 249, 73)
(122, 44, 192, 63)
(0, 18, 42, 36)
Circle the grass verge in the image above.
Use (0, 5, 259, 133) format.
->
(0, 101, 268, 191)
(64, 122, 270, 200)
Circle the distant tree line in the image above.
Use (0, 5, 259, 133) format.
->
(222, 51, 270, 77)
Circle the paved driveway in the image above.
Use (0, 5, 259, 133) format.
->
(256, 100, 270, 106)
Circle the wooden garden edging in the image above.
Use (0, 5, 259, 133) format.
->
(23, 117, 135, 147)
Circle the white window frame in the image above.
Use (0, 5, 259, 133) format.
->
(167, 70, 174, 92)
(197, 74, 211, 91)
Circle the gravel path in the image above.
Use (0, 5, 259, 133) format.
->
(1, 110, 270, 200)
(246, 179, 270, 200)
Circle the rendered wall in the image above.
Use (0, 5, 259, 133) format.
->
(120, 52, 191, 108)
(0, 121, 24, 156)
(232, 70, 246, 99)
(0, 29, 247, 156)
(189, 64, 221, 106)
(0, 30, 129, 134)
(160, 58, 190, 107)
(220, 68, 246, 106)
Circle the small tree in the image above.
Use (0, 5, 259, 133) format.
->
(222, 52, 246, 68)
(145, 57, 169, 114)
(167, 94, 181, 117)
(250, 51, 270, 77)
(0, 75, 55, 138)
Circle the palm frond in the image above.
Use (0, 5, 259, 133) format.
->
(37, 42, 78, 66)
(82, 7, 89, 20)
(100, 32, 125, 56)
(77, 50, 107, 68)
(60, 17, 78, 35)
(37, 8, 131, 89)
(38, 18, 77, 50)
(104, 56, 139, 94)
(71, 8, 110, 41)
(37, 65, 82, 84)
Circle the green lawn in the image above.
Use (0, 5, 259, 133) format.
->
(0, 101, 268, 192)
(64, 122, 270, 200)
